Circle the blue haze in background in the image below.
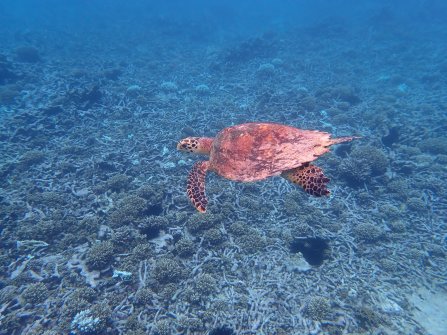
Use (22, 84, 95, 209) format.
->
(1, 1, 447, 335)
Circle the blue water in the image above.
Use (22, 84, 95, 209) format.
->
(1, 1, 446, 334)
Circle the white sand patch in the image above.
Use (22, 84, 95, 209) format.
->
(408, 287, 447, 335)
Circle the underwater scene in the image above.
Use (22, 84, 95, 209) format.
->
(1, 0, 446, 334)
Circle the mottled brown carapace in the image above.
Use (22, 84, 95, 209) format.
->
(209, 123, 350, 182)
(177, 122, 358, 213)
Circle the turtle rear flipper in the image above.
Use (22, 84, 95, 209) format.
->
(187, 161, 209, 212)
(282, 164, 330, 196)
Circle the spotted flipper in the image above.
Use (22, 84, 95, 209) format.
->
(282, 164, 330, 196)
(187, 161, 209, 213)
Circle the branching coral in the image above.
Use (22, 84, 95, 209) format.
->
(21, 282, 49, 304)
(339, 146, 388, 186)
(203, 228, 226, 247)
(85, 241, 115, 270)
(108, 195, 147, 227)
(153, 257, 185, 284)
(71, 309, 101, 334)
(302, 296, 331, 321)
(174, 237, 196, 257)
(353, 222, 384, 243)
(194, 274, 217, 295)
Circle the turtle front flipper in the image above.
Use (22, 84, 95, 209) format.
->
(282, 163, 330, 197)
(187, 161, 210, 213)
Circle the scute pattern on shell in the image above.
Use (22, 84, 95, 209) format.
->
(209, 123, 337, 182)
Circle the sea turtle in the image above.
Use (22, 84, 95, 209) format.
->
(177, 122, 357, 213)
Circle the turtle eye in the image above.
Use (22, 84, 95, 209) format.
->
(182, 144, 187, 148)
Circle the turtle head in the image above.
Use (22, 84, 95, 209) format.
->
(177, 137, 213, 155)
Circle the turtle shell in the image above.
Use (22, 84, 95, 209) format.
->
(209, 122, 337, 182)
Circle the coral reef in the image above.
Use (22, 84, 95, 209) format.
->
(302, 296, 331, 320)
(418, 137, 447, 155)
(153, 257, 185, 284)
(174, 237, 196, 257)
(339, 146, 388, 186)
(85, 241, 115, 270)
(14, 46, 41, 63)
(0, 5, 445, 334)
(0, 54, 17, 84)
(21, 282, 49, 304)
(353, 222, 384, 243)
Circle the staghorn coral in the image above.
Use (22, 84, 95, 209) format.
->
(78, 215, 100, 235)
(27, 191, 66, 207)
(21, 282, 49, 304)
(291, 222, 313, 237)
(109, 195, 147, 227)
(220, 36, 277, 64)
(388, 220, 406, 233)
(41, 331, 58, 335)
(426, 244, 445, 258)
(379, 204, 401, 220)
(203, 228, 226, 246)
(356, 146, 389, 176)
(355, 306, 386, 330)
(132, 243, 154, 260)
(338, 159, 372, 186)
(174, 237, 196, 257)
(0, 313, 21, 335)
(418, 137, 447, 155)
(153, 319, 173, 335)
(111, 226, 144, 251)
(153, 257, 185, 284)
(137, 185, 164, 214)
(209, 326, 236, 335)
(187, 213, 222, 234)
(339, 146, 388, 186)
(178, 317, 204, 332)
(227, 221, 249, 235)
(379, 259, 397, 272)
(138, 215, 169, 238)
(184, 288, 202, 305)
(85, 241, 115, 270)
(387, 179, 410, 199)
(0, 285, 17, 305)
(302, 296, 331, 320)
(70, 309, 101, 334)
(406, 197, 427, 212)
(18, 150, 46, 168)
(106, 174, 132, 192)
(194, 273, 217, 295)
(17, 219, 63, 242)
(116, 255, 140, 276)
(235, 228, 266, 253)
(133, 288, 154, 306)
(159, 283, 177, 301)
(353, 222, 384, 243)
(62, 287, 97, 319)
(62, 295, 90, 318)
